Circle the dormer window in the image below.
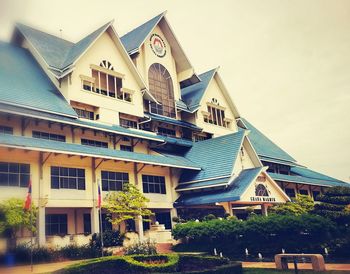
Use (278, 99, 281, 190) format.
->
(205, 102, 230, 128)
(80, 62, 133, 103)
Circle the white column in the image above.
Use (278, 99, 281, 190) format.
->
(170, 208, 178, 228)
(91, 207, 100, 234)
(221, 202, 233, 216)
(37, 206, 46, 246)
(135, 215, 144, 242)
(261, 204, 268, 216)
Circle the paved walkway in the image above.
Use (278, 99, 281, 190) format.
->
(0, 260, 84, 274)
(242, 261, 350, 271)
(1, 260, 350, 273)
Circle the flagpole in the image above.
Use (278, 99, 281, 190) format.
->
(30, 175, 33, 272)
(98, 179, 104, 257)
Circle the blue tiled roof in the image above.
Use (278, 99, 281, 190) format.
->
(0, 103, 168, 143)
(181, 69, 216, 112)
(16, 22, 111, 71)
(175, 167, 263, 206)
(259, 155, 297, 166)
(145, 112, 202, 131)
(290, 166, 348, 185)
(180, 130, 246, 183)
(120, 12, 164, 53)
(269, 172, 348, 188)
(239, 118, 296, 163)
(0, 43, 77, 118)
(162, 136, 193, 147)
(176, 100, 189, 111)
(176, 176, 231, 191)
(0, 134, 201, 170)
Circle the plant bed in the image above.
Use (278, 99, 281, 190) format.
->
(56, 254, 242, 273)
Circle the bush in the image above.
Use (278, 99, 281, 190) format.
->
(124, 240, 157, 255)
(91, 230, 124, 248)
(172, 214, 336, 257)
(203, 214, 216, 221)
(59, 244, 97, 260)
(57, 254, 241, 274)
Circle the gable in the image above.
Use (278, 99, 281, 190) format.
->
(239, 171, 290, 203)
(121, 12, 193, 74)
(67, 31, 146, 119)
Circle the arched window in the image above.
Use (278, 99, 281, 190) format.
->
(255, 184, 269, 197)
(100, 60, 114, 70)
(148, 63, 175, 118)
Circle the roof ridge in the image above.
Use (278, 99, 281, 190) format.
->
(121, 11, 165, 38)
(16, 23, 74, 45)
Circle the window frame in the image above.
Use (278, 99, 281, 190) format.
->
(45, 214, 68, 236)
(81, 138, 108, 148)
(0, 125, 13, 135)
(32, 131, 66, 142)
(0, 162, 30, 188)
(51, 166, 86, 190)
(101, 171, 129, 192)
(142, 174, 166, 194)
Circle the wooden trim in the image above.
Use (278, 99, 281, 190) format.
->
(79, 75, 95, 82)
(206, 102, 226, 110)
(121, 88, 135, 94)
(90, 64, 125, 79)
(201, 111, 210, 117)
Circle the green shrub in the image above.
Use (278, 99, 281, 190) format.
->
(59, 244, 97, 259)
(124, 240, 157, 255)
(91, 230, 124, 248)
(203, 214, 216, 221)
(173, 214, 336, 257)
(57, 254, 241, 274)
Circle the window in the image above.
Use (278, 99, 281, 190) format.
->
(32, 131, 66, 142)
(120, 145, 133, 152)
(120, 118, 138, 129)
(206, 105, 227, 127)
(45, 214, 67, 236)
(0, 125, 13, 135)
(142, 175, 166, 194)
(51, 166, 85, 190)
(255, 184, 269, 196)
(261, 162, 291, 175)
(100, 213, 112, 232)
(194, 133, 212, 142)
(157, 127, 176, 137)
(73, 107, 95, 120)
(284, 188, 296, 198)
(101, 171, 129, 191)
(81, 138, 108, 148)
(0, 162, 30, 187)
(299, 189, 309, 195)
(148, 63, 175, 118)
(83, 213, 91, 234)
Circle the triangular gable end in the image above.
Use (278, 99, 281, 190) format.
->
(197, 69, 240, 119)
(121, 11, 194, 75)
(239, 169, 290, 204)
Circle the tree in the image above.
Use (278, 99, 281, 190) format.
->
(269, 194, 314, 215)
(103, 183, 153, 228)
(313, 186, 350, 225)
(0, 198, 37, 249)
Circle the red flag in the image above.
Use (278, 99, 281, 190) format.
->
(97, 182, 102, 208)
(24, 179, 32, 211)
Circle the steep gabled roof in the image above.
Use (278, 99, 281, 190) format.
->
(175, 167, 264, 206)
(15, 22, 111, 72)
(120, 11, 193, 73)
(121, 12, 164, 54)
(0, 42, 77, 118)
(239, 118, 296, 163)
(179, 130, 246, 183)
(181, 68, 216, 112)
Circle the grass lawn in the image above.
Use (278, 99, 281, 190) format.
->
(244, 268, 350, 274)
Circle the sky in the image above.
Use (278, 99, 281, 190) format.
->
(0, 0, 349, 182)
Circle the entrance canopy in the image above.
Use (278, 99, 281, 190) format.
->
(174, 167, 289, 207)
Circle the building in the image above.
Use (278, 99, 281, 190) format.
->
(0, 11, 348, 247)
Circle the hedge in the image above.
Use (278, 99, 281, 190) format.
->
(172, 214, 336, 257)
(57, 254, 241, 274)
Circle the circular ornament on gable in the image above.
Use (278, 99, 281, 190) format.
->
(149, 34, 166, 57)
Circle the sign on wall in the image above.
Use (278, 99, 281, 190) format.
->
(250, 182, 276, 202)
(150, 34, 167, 58)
